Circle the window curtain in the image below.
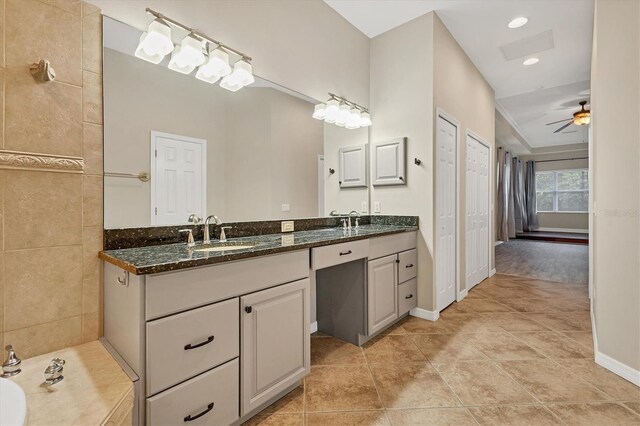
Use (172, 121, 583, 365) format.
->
(513, 158, 527, 233)
(496, 147, 512, 241)
(524, 160, 539, 231)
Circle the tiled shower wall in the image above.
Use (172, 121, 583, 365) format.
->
(0, 0, 104, 358)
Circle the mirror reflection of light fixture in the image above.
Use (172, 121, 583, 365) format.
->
(135, 8, 254, 91)
(312, 93, 372, 129)
(135, 19, 174, 64)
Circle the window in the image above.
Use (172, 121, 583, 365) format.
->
(536, 169, 589, 212)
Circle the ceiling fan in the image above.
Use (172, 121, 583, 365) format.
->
(546, 101, 591, 133)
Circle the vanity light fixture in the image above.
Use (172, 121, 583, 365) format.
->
(312, 93, 372, 129)
(135, 8, 254, 91)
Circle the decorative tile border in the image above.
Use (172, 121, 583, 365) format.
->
(0, 150, 84, 173)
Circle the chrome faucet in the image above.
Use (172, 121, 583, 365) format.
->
(179, 229, 195, 247)
(43, 358, 65, 385)
(348, 211, 360, 230)
(203, 215, 222, 244)
(2, 345, 21, 377)
(188, 214, 202, 225)
(220, 226, 232, 243)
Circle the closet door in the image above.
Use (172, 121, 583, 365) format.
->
(466, 135, 489, 289)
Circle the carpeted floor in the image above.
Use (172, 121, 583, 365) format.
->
(496, 239, 589, 284)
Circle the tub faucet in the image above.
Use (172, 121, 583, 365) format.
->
(203, 215, 222, 244)
(43, 358, 65, 385)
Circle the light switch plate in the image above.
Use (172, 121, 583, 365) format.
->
(361, 201, 368, 213)
(374, 201, 381, 213)
(281, 221, 295, 233)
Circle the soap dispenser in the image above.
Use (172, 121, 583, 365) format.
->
(2, 345, 22, 377)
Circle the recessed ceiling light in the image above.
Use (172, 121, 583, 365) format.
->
(523, 57, 539, 66)
(508, 17, 528, 29)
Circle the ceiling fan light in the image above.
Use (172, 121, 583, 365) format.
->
(573, 114, 590, 126)
(508, 17, 528, 29)
(313, 103, 327, 120)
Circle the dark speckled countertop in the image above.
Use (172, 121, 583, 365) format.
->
(99, 224, 418, 275)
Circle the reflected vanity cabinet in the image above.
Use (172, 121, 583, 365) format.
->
(103, 250, 311, 426)
(367, 232, 418, 335)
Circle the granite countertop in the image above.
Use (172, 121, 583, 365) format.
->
(100, 224, 418, 275)
(6, 341, 133, 425)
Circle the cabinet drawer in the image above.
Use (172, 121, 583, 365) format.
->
(369, 231, 416, 260)
(398, 278, 417, 316)
(146, 298, 239, 396)
(398, 249, 417, 283)
(311, 239, 369, 270)
(147, 359, 239, 426)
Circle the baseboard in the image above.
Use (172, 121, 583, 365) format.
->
(456, 289, 468, 302)
(410, 307, 439, 322)
(495, 240, 504, 246)
(536, 227, 589, 233)
(310, 321, 318, 334)
(595, 351, 640, 387)
(489, 268, 496, 277)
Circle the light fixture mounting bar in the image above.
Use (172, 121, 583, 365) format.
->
(145, 8, 252, 61)
(328, 92, 369, 113)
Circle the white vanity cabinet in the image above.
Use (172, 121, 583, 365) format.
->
(367, 254, 399, 334)
(241, 279, 310, 415)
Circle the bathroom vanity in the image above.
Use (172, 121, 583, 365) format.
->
(100, 223, 417, 425)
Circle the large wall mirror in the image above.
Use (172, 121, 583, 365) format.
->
(103, 17, 370, 229)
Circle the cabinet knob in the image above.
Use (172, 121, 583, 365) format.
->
(245, 306, 253, 314)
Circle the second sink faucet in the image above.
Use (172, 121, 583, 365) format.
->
(203, 215, 222, 244)
(348, 211, 360, 230)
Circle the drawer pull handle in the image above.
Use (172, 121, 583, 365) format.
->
(405, 264, 414, 268)
(184, 402, 214, 422)
(184, 336, 215, 350)
(405, 294, 414, 299)
(339, 250, 352, 256)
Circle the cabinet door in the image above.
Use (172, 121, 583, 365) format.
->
(241, 279, 310, 416)
(367, 254, 398, 335)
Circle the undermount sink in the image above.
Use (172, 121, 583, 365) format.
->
(193, 243, 255, 252)
(0, 378, 27, 426)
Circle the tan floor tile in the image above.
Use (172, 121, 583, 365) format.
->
(401, 316, 456, 334)
(410, 333, 489, 362)
(495, 297, 559, 313)
(363, 335, 426, 363)
(441, 300, 476, 313)
(306, 410, 389, 426)
(433, 361, 536, 405)
(469, 332, 544, 360)
(459, 298, 514, 312)
(261, 385, 304, 414)
(468, 405, 561, 425)
(556, 359, 640, 400)
(546, 402, 640, 425)
(311, 336, 366, 365)
(561, 331, 594, 349)
(305, 365, 382, 412)
(513, 332, 593, 359)
(441, 313, 505, 334)
(523, 312, 591, 332)
(379, 319, 409, 335)
(465, 287, 492, 299)
(624, 401, 640, 415)
(386, 408, 476, 425)
(369, 363, 460, 409)
(480, 312, 551, 332)
(244, 413, 303, 426)
(498, 360, 611, 403)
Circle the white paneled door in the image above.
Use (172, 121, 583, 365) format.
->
(465, 134, 490, 289)
(151, 131, 206, 225)
(436, 115, 457, 311)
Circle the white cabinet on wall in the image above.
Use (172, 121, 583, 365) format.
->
(372, 137, 406, 186)
(339, 144, 368, 188)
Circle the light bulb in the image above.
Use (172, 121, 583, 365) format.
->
(219, 74, 243, 92)
(336, 104, 350, 126)
(227, 59, 254, 87)
(168, 34, 205, 74)
(346, 108, 361, 129)
(360, 112, 372, 127)
(313, 103, 327, 120)
(196, 49, 231, 83)
(324, 99, 340, 123)
(135, 19, 173, 64)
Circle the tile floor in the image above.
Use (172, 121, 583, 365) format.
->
(246, 274, 640, 425)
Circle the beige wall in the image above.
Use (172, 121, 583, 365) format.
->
(89, 0, 370, 106)
(0, 0, 103, 358)
(591, 0, 640, 372)
(432, 14, 496, 294)
(104, 49, 322, 227)
(370, 13, 436, 310)
(519, 153, 589, 231)
(370, 12, 495, 310)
